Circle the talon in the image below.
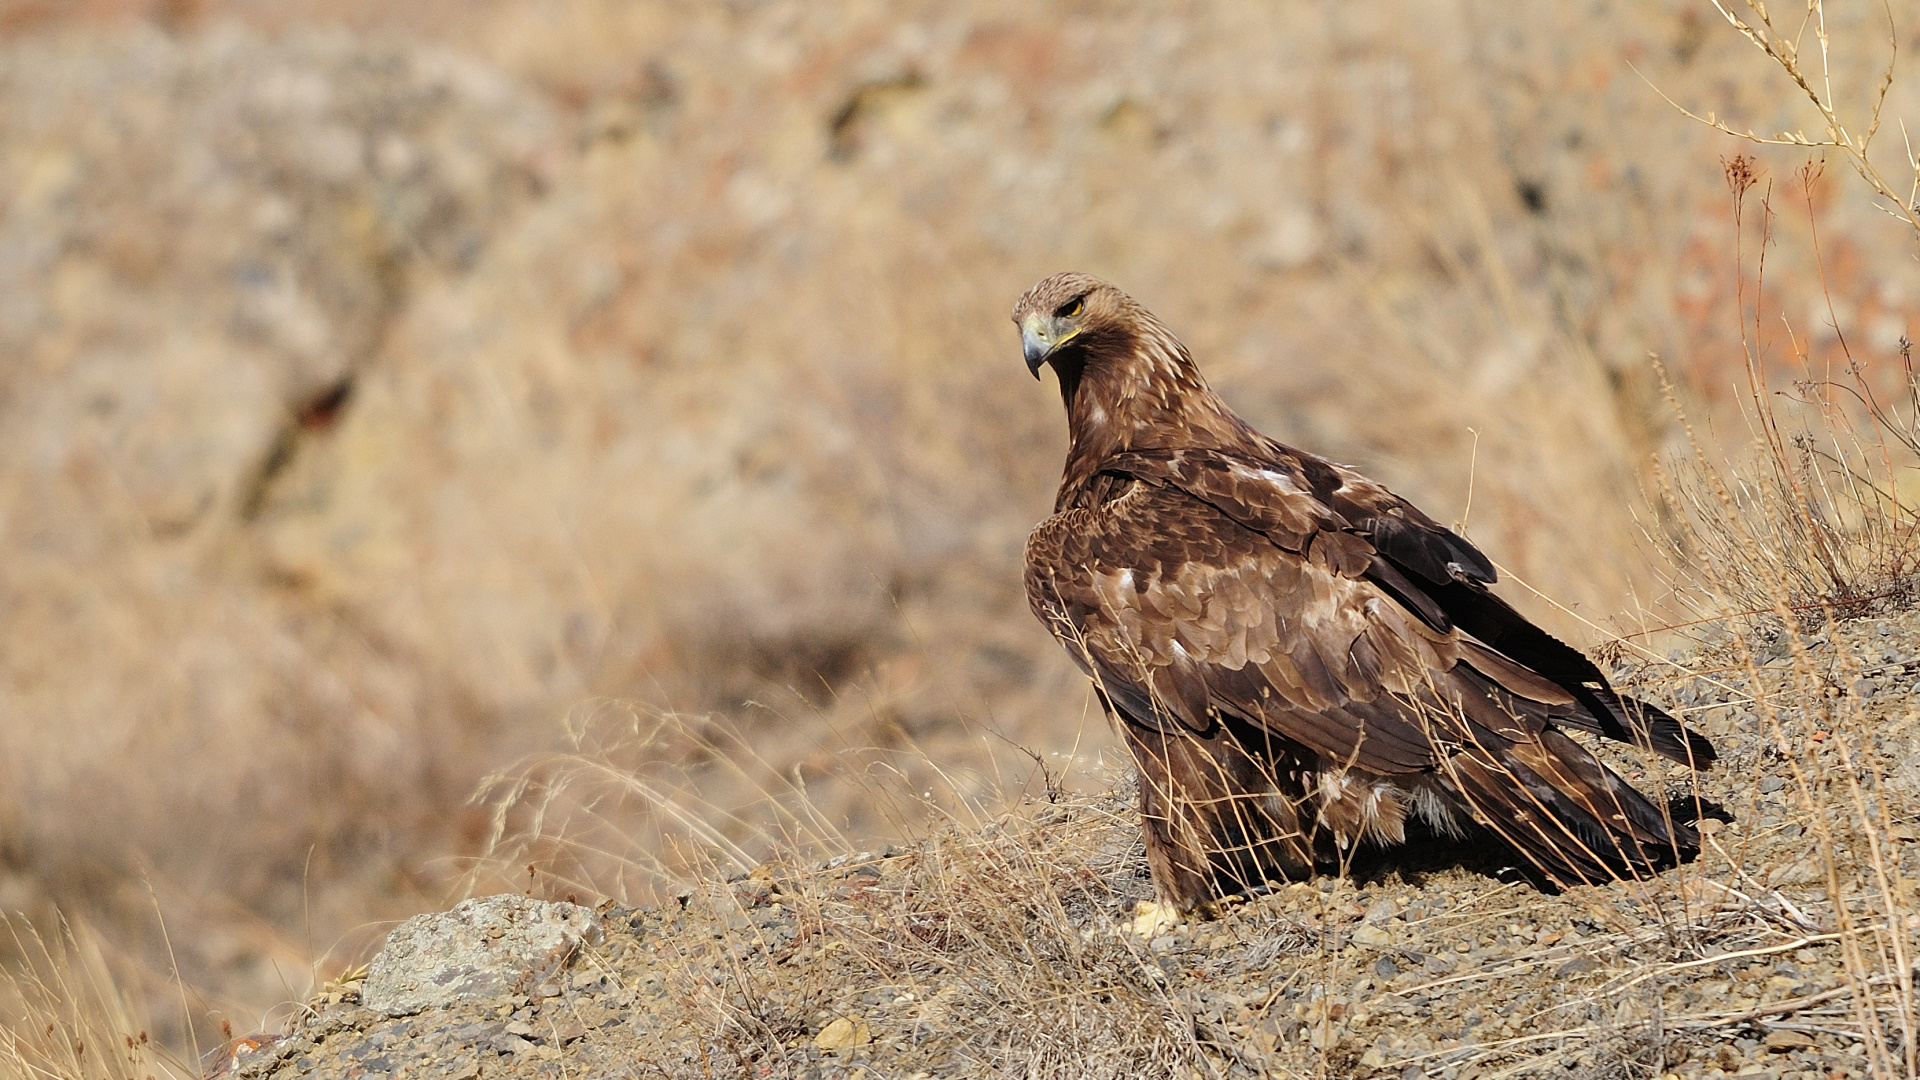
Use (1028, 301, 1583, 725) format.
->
(1130, 898, 1183, 937)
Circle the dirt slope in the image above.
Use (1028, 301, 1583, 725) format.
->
(216, 614, 1920, 1079)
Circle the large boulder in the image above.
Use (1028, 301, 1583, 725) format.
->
(362, 895, 604, 1016)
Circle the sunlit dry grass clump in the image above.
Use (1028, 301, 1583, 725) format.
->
(0, 917, 190, 1080)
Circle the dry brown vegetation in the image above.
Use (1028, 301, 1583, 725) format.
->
(2, 0, 1920, 1075)
(0, 916, 190, 1080)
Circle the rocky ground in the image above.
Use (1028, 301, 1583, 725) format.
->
(215, 613, 1920, 1080)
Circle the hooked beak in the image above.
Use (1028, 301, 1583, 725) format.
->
(1022, 327, 1050, 378)
(1020, 315, 1075, 379)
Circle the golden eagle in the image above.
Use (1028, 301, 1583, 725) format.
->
(1015, 272, 1713, 917)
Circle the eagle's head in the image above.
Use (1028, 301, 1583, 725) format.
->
(1013, 272, 1241, 479)
(1010, 272, 1140, 380)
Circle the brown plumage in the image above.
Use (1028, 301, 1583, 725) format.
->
(1015, 272, 1715, 914)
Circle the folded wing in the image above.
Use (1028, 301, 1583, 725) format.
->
(1024, 456, 1706, 887)
(1100, 447, 1715, 767)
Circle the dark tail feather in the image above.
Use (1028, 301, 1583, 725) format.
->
(1435, 580, 1717, 768)
(1572, 686, 1718, 768)
(1444, 754, 1617, 887)
(1439, 728, 1699, 889)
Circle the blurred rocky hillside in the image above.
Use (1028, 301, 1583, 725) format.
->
(4, 0, 1920, 1035)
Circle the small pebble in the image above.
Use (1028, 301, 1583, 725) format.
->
(489, 1033, 532, 1056)
(1764, 1029, 1814, 1051)
(1555, 956, 1604, 978)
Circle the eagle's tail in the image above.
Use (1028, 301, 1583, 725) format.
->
(1568, 684, 1718, 769)
(1438, 727, 1700, 889)
(1437, 580, 1717, 768)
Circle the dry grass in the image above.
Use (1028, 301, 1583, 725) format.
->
(1, 0, 1919, 1069)
(458, 628, 1919, 1076)
(468, 705, 1216, 1076)
(466, 639, 1916, 1077)
(1603, 14, 1920, 1067)
(476, 728, 1223, 1077)
(0, 916, 191, 1080)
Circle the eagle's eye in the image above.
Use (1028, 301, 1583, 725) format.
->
(1055, 296, 1085, 319)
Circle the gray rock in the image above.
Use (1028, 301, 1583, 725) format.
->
(490, 1033, 534, 1056)
(362, 895, 604, 1016)
(1554, 955, 1605, 978)
(443, 1021, 504, 1048)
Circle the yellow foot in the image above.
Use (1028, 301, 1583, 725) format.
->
(1130, 898, 1183, 937)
